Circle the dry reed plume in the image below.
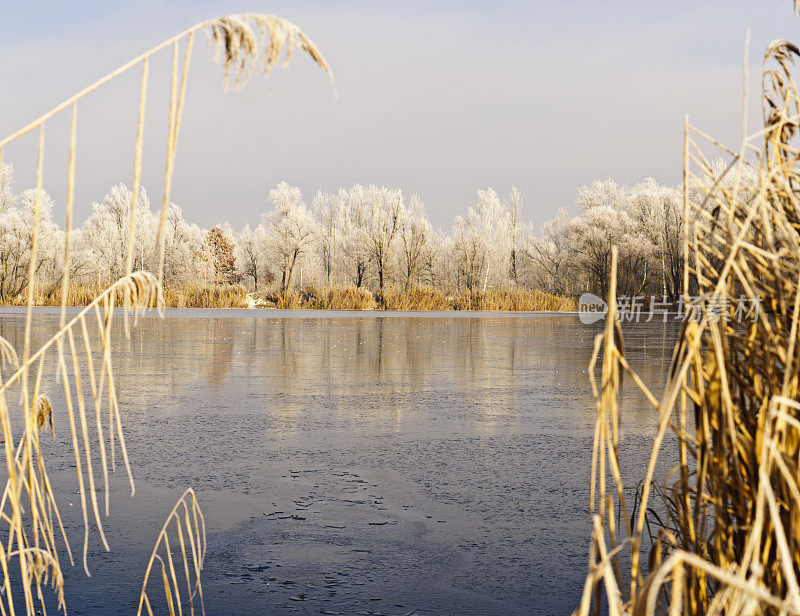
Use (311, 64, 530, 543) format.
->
(137, 489, 206, 616)
(576, 32, 800, 616)
(0, 12, 330, 616)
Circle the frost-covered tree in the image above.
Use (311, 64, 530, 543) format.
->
(527, 209, 573, 294)
(628, 179, 683, 300)
(0, 156, 703, 305)
(79, 184, 157, 284)
(569, 205, 630, 298)
(265, 182, 314, 293)
(364, 185, 403, 301)
(569, 179, 655, 298)
(476, 188, 511, 290)
(235, 223, 269, 290)
(399, 194, 431, 291)
(426, 229, 450, 289)
(507, 186, 522, 285)
(339, 185, 372, 287)
(576, 178, 627, 211)
(453, 188, 513, 292)
(0, 163, 16, 212)
(161, 204, 206, 286)
(0, 189, 63, 300)
(312, 191, 339, 286)
(453, 208, 488, 292)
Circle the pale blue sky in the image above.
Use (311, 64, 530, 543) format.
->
(0, 1, 795, 229)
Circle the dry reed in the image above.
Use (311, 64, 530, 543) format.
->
(137, 489, 206, 616)
(298, 286, 377, 310)
(162, 284, 248, 309)
(450, 288, 576, 311)
(3, 284, 578, 312)
(0, 12, 331, 616)
(382, 286, 451, 310)
(249, 285, 574, 311)
(576, 33, 800, 616)
(4, 284, 249, 308)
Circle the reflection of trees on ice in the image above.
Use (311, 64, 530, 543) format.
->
(99, 315, 672, 435)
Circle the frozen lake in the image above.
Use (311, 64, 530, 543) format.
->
(0, 309, 679, 615)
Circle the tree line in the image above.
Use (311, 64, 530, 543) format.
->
(0, 160, 695, 303)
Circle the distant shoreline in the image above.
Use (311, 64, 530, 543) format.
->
(0, 305, 582, 318)
(1, 284, 577, 312)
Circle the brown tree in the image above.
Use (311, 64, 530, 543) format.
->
(201, 226, 238, 284)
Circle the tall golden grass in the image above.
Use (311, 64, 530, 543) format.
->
(3, 284, 576, 311)
(298, 285, 377, 310)
(576, 35, 800, 616)
(0, 12, 330, 616)
(162, 284, 248, 309)
(449, 288, 576, 311)
(382, 285, 450, 310)
(252, 285, 575, 311)
(4, 284, 249, 308)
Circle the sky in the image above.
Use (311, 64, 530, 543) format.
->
(0, 0, 796, 230)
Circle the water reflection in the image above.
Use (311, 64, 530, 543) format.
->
(93, 313, 676, 439)
(204, 319, 234, 389)
(0, 310, 679, 616)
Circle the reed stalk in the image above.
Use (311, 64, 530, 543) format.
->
(0, 13, 331, 615)
(576, 29, 800, 616)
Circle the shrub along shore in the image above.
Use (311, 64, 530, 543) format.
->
(4, 284, 576, 311)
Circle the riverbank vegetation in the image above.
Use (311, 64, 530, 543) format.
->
(577, 34, 800, 616)
(5, 280, 574, 311)
(265, 286, 574, 311)
(0, 165, 684, 309)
